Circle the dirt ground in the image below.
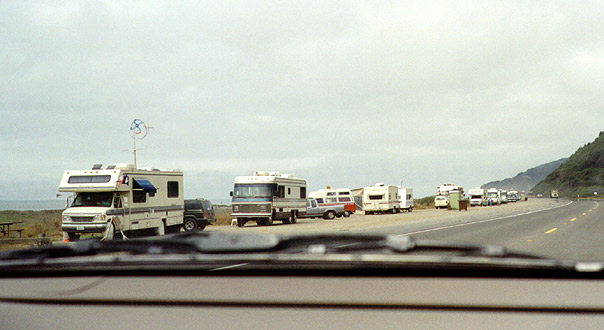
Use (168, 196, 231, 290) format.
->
(205, 198, 565, 235)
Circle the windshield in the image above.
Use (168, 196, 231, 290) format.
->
(71, 192, 113, 207)
(233, 184, 275, 198)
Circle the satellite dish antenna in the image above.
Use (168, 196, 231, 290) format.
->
(129, 119, 150, 168)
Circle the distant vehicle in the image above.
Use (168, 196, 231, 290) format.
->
(468, 188, 487, 206)
(303, 198, 346, 219)
(487, 188, 501, 205)
(59, 163, 184, 241)
(507, 190, 519, 202)
(537, 193, 543, 198)
(434, 195, 449, 209)
(551, 189, 559, 198)
(230, 171, 306, 227)
(500, 189, 508, 204)
(308, 188, 356, 216)
(363, 183, 400, 214)
(397, 187, 414, 212)
(183, 199, 216, 231)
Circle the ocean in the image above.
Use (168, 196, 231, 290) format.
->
(0, 199, 231, 211)
(0, 200, 67, 211)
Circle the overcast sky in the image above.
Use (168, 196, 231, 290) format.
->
(2, 1, 604, 202)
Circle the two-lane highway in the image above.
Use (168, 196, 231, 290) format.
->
(394, 200, 602, 261)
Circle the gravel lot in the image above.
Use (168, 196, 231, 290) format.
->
(206, 198, 565, 235)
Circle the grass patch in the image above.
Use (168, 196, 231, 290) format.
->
(413, 196, 435, 209)
(0, 210, 63, 239)
(214, 206, 233, 226)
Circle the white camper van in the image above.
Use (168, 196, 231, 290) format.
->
(231, 171, 306, 227)
(397, 187, 414, 212)
(59, 164, 184, 241)
(363, 183, 400, 214)
(468, 188, 487, 206)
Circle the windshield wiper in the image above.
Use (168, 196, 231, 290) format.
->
(0, 232, 544, 261)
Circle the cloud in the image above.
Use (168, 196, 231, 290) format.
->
(2, 1, 604, 200)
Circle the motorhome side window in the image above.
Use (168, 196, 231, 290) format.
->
(167, 181, 179, 198)
(300, 187, 306, 198)
(369, 194, 383, 200)
(277, 186, 285, 198)
(133, 189, 146, 203)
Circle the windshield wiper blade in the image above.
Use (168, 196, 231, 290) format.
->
(0, 232, 546, 262)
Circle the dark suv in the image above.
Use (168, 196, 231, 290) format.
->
(183, 199, 216, 231)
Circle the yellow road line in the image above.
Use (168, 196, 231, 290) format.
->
(545, 228, 558, 234)
(527, 240, 533, 242)
(582, 213, 587, 216)
(570, 218, 577, 221)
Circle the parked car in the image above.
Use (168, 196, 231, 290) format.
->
(302, 197, 346, 219)
(183, 199, 216, 231)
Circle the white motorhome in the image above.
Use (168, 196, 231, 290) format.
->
(59, 163, 184, 241)
(363, 183, 400, 214)
(487, 188, 501, 206)
(468, 188, 487, 207)
(397, 187, 414, 212)
(231, 171, 306, 227)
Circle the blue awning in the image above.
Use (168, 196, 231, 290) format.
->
(134, 178, 157, 193)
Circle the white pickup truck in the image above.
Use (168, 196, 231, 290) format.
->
(302, 198, 346, 220)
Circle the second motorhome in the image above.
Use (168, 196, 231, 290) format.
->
(363, 183, 399, 214)
(59, 163, 184, 241)
(231, 171, 306, 227)
(308, 188, 356, 216)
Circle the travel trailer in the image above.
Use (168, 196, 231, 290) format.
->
(468, 188, 487, 206)
(363, 183, 399, 214)
(308, 188, 356, 216)
(59, 163, 184, 241)
(231, 171, 306, 227)
(397, 187, 414, 212)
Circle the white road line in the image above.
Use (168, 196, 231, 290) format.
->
(209, 263, 249, 271)
(397, 201, 573, 237)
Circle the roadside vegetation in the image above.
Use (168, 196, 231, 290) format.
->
(532, 131, 604, 197)
(0, 210, 63, 239)
(213, 206, 233, 226)
(413, 196, 435, 209)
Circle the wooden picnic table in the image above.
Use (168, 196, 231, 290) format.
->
(0, 221, 24, 238)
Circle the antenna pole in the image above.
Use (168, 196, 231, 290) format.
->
(133, 136, 137, 168)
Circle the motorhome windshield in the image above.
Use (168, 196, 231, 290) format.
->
(488, 192, 498, 198)
(233, 184, 275, 198)
(71, 192, 113, 207)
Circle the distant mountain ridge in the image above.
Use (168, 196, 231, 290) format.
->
(531, 131, 604, 197)
(481, 158, 568, 193)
